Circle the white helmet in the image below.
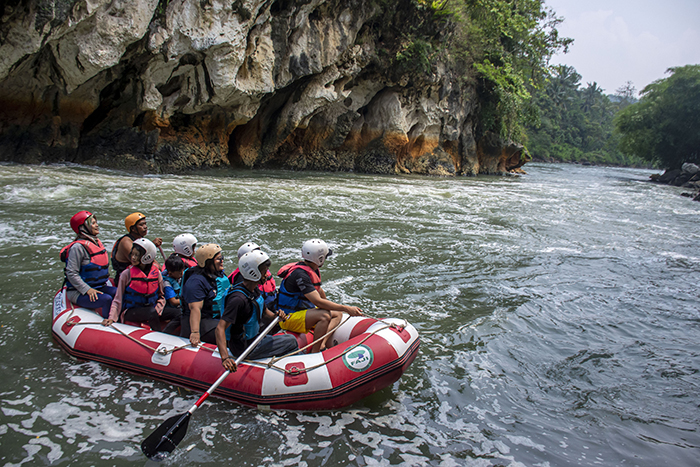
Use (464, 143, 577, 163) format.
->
(302, 239, 332, 267)
(237, 242, 260, 259)
(173, 233, 197, 257)
(133, 238, 157, 265)
(239, 250, 270, 281)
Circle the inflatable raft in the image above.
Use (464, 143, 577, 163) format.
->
(51, 288, 420, 410)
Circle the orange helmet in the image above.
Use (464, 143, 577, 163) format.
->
(70, 211, 93, 234)
(125, 212, 146, 232)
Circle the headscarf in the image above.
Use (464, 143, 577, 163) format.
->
(76, 214, 99, 245)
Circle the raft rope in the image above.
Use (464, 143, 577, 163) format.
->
(255, 319, 407, 375)
(62, 309, 407, 368)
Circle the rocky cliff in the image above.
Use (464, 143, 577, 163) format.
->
(0, 0, 528, 175)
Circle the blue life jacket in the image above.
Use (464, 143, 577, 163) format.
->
(221, 284, 263, 341)
(211, 275, 231, 319)
(162, 271, 182, 299)
(276, 262, 321, 314)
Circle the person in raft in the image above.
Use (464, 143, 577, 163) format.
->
(160, 254, 185, 335)
(172, 233, 198, 269)
(111, 212, 163, 285)
(228, 242, 277, 311)
(102, 238, 177, 331)
(216, 251, 298, 369)
(60, 211, 117, 318)
(277, 239, 363, 353)
(180, 243, 230, 346)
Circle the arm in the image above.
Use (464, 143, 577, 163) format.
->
(215, 319, 237, 372)
(188, 301, 203, 346)
(304, 289, 362, 316)
(103, 269, 129, 325)
(154, 272, 166, 315)
(116, 236, 133, 264)
(65, 244, 101, 298)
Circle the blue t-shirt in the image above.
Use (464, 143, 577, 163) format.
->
(181, 273, 216, 317)
(162, 271, 181, 301)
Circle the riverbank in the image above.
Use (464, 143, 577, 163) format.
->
(650, 163, 700, 201)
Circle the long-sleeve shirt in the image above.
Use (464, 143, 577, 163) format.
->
(107, 266, 166, 321)
(65, 242, 108, 303)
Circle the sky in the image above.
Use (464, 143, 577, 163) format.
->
(544, 0, 700, 96)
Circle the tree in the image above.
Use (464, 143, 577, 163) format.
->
(615, 65, 700, 169)
(613, 81, 637, 110)
(460, 0, 572, 142)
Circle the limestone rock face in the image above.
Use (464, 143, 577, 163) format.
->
(0, 0, 526, 175)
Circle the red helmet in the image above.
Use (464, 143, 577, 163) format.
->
(70, 211, 93, 234)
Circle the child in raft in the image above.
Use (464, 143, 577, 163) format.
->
(102, 238, 177, 331)
(160, 254, 185, 335)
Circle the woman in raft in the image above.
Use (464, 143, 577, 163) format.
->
(60, 211, 116, 318)
(102, 238, 178, 330)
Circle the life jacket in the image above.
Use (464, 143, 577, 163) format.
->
(181, 267, 228, 319)
(162, 271, 181, 299)
(111, 233, 137, 282)
(228, 269, 276, 294)
(178, 255, 198, 269)
(221, 283, 262, 342)
(60, 239, 110, 290)
(122, 264, 160, 310)
(276, 262, 321, 314)
(211, 275, 231, 318)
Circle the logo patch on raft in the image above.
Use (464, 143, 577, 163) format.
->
(342, 345, 374, 372)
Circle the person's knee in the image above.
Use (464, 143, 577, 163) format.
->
(318, 309, 332, 323)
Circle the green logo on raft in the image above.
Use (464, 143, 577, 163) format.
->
(342, 345, 374, 372)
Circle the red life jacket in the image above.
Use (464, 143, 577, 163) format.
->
(123, 264, 160, 310)
(276, 262, 321, 313)
(277, 262, 321, 289)
(60, 239, 110, 289)
(179, 255, 198, 269)
(228, 268, 276, 294)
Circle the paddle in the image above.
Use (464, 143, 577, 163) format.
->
(157, 244, 167, 262)
(141, 316, 281, 460)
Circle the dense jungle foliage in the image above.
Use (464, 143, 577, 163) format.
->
(615, 65, 700, 170)
(525, 66, 650, 167)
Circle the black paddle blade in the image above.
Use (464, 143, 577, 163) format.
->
(141, 412, 191, 460)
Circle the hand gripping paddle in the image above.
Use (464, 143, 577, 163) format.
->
(141, 316, 281, 460)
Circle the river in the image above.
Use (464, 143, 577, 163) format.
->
(0, 162, 698, 466)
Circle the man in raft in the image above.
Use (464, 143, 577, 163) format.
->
(215, 251, 298, 370)
(111, 212, 163, 285)
(228, 242, 277, 311)
(61, 211, 116, 318)
(277, 239, 362, 353)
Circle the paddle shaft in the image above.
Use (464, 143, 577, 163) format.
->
(186, 316, 281, 415)
(157, 244, 167, 261)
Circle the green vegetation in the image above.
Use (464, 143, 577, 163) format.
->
(525, 66, 651, 166)
(460, 0, 572, 143)
(382, 0, 572, 144)
(383, 1, 696, 169)
(615, 65, 700, 170)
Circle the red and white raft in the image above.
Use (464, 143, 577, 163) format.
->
(51, 288, 420, 410)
